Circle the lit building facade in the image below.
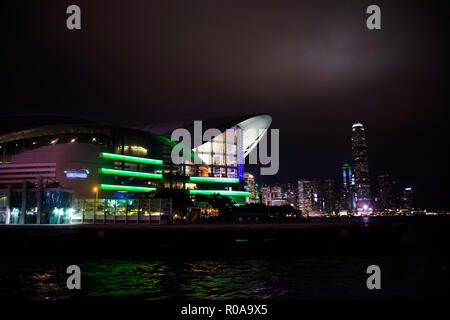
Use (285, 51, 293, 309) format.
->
(258, 183, 287, 206)
(339, 163, 353, 212)
(321, 179, 336, 213)
(0, 115, 271, 224)
(298, 178, 335, 215)
(298, 179, 313, 215)
(281, 183, 297, 208)
(401, 187, 414, 210)
(311, 179, 322, 212)
(351, 122, 371, 203)
(259, 184, 272, 205)
(270, 185, 284, 206)
(377, 173, 396, 210)
(244, 172, 258, 203)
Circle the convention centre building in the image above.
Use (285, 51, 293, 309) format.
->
(0, 115, 271, 224)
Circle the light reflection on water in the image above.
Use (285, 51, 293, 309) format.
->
(0, 252, 447, 300)
(81, 259, 286, 299)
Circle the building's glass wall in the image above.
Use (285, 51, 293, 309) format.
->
(127, 199, 138, 216)
(0, 195, 171, 225)
(69, 198, 171, 224)
(95, 199, 105, 219)
(9, 191, 22, 224)
(105, 199, 116, 216)
(25, 191, 38, 224)
(84, 199, 95, 217)
(113, 134, 151, 157)
(0, 193, 7, 223)
(140, 199, 150, 216)
(116, 200, 127, 216)
(192, 127, 239, 179)
(70, 199, 85, 223)
(41, 191, 72, 224)
(114, 145, 148, 157)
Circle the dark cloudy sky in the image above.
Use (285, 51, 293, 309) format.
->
(1, 1, 448, 209)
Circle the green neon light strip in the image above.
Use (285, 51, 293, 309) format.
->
(235, 239, 248, 242)
(101, 152, 163, 165)
(100, 184, 156, 192)
(189, 190, 251, 197)
(101, 168, 162, 179)
(190, 176, 240, 183)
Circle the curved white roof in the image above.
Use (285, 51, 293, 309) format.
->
(192, 114, 272, 163)
(236, 114, 272, 157)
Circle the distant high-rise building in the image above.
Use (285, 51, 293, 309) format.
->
(298, 179, 313, 214)
(377, 173, 396, 210)
(259, 184, 286, 206)
(270, 185, 285, 206)
(401, 187, 414, 209)
(244, 172, 257, 203)
(351, 122, 371, 202)
(321, 179, 336, 213)
(311, 179, 322, 212)
(298, 178, 335, 214)
(341, 164, 352, 190)
(339, 164, 353, 211)
(271, 185, 282, 201)
(260, 184, 272, 205)
(281, 183, 297, 208)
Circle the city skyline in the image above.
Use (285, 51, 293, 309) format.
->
(249, 121, 432, 212)
(0, 115, 445, 211)
(0, 0, 448, 303)
(1, 0, 448, 210)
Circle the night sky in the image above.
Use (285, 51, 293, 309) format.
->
(1, 1, 448, 209)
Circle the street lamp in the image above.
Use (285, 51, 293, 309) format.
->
(93, 186, 98, 217)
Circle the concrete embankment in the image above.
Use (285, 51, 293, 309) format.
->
(0, 216, 447, 256)
(0, 216, 450, 255)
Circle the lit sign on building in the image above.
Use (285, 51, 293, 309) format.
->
(64, 169, 90, 179)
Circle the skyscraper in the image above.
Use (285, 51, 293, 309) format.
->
(244, 172, 257, 203)
(298, 179, 313, 214)
(321, 179, 336, 213)
(339, 163, 353, 211)
(311, 179, 322, 212)
(298, 178, 336, 215)
(401, 187, 414, 210)
(377, 173, 396, 210)
(259, 184, 272, 205)
(281, 183, 297, 208)
(259, 184, 285, 206)
(351, 122, 370, 203)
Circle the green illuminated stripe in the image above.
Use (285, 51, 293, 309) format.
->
(101, 152, 163, 165)
(190, 176, 240, 183)
(100, 184, 156, 192)
(189, 190, 251, 197)
(101, 168, 162, 179)
(235, 239, 248, 242)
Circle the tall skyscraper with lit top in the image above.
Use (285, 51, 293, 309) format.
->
(351, 122, 371, 203)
